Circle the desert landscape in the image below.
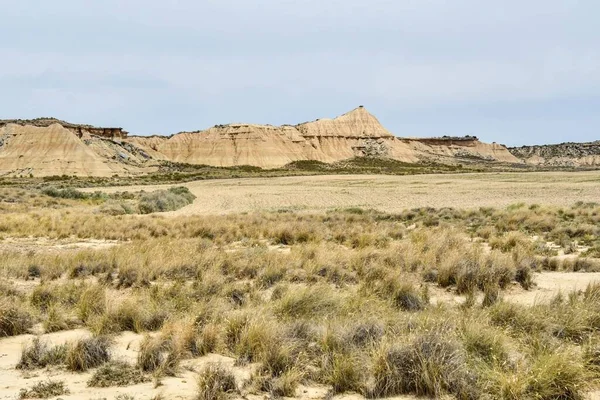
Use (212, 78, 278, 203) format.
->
(3, 167, 600, 400)
(2, 1, 600, 398)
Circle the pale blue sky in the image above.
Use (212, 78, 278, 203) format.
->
(1, 0, 598, 145)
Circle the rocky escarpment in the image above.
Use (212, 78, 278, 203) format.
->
(509, 141, 600, 167)
(129, 107, 519, 168)
(0, 118, 127, 141)
(0, 107, 522, 176)
(0, 122, 154, 177)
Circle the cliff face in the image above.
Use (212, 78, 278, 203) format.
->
(509, 142, 600, 167)
(0, 107, 522, 176)
(0, 123, 153, 177)
(0, 118, 127, 141)
(128, 107, 518, 168)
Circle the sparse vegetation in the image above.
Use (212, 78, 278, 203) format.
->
(65, 336, 111, 371)
(196, 364, 237, 400)
(19, 380, 69, 399)
(88, 361, 149, 387)
(3, 183, 600, 399)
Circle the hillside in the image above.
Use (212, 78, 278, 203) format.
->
(0, 107, 522, 177)
(128, 106, 519, 169)
(509, 141, 600, 167)
(0, 123, 155, 177)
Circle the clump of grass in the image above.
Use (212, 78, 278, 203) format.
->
(369, 333, 479, 399)
(253, 368, 302, 397)
(77, 284, 106, 323)
(347, 321, 384, 347)
(275, 285, 340, 318)
(525, 350, 588, 399)
(43, 305, 73, 333)
(16, 338, 67, 370)
(137, 335, 180, 376)
(196, 364, 237, 400)
(19, 380, 69, 399)
(138, 186, 196, 214)
(65, 336, 111, 371)
(88, 361, 149, 387)
(515, 262, 535, 290)
(0, 299, 33, 337)
(326, 353, 364, 394)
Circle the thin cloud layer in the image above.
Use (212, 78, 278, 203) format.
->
(1, 0, 598, 145)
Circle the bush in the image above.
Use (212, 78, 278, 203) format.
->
(370, 333, 479, 399)
(19, 380, 69, 399)
(41, 186, 106, 201)
(138, 187, 196, 214)
(137, 336, 180, 376)
(88, 361, 149, 387)
(65, 336, 111, 371)
(196, 364, 237, 400)
(17, 338, 67, 370)
(0, 299, 33, 337)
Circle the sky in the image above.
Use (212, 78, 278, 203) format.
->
(1, 0, 599, 146)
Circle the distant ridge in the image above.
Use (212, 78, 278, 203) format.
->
(0, 106, 526, 176)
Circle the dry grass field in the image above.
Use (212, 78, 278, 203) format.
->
(2, 171, 600, 399)
(83, 171, 600, 215)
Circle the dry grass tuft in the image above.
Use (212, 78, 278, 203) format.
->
(65, 336, 111, 371)
(87, 361, 149, 387)
(196, 363, 237, 400)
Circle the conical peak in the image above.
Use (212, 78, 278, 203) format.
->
(296, 106, 393, 138)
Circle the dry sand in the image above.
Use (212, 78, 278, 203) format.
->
(88, 170, 600, 215)
(0, 328, 418, 400)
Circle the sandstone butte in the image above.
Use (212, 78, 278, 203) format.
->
(1, 106, 582, 177)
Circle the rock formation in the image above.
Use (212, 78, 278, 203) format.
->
(509, 141, 600, 167)
(0, 123, 151, 177)
(0, 107, 523, 176)
(0, 118, 127, 141)
(129, 106, 519, 168)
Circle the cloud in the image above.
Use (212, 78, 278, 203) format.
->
(0, 0, 598, 144)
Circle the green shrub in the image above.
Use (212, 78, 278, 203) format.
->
(138, 187, 196, 214)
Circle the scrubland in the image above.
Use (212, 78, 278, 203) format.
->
(2, 183, 600, 399)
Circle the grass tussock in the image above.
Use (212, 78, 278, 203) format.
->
(0, 299, 33, 337)
(65, 336, 111, 371)
(196, 364, 238, 400)
(17, 338, 67, 370)
(137, 335, 180, 376)
(87, 361, 149, 387)
(19, 380, 69, 399)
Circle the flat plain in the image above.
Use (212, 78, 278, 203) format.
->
(86, 171, 600, 214)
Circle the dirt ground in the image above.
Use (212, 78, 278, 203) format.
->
(0, 328, 418, 400)
(85, 171, 600, 215)
(3, 269, 600, 400)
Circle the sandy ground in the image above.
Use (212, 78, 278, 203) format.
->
(3, 270, 600, 399)
(85, 171, 600, 215)
(0, 238, 120, 254)
(428, 272, 600, 307)
(0, 329, 418, 400)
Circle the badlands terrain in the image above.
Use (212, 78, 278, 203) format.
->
(3, 106, 594, 179)
(2, 108, 600, 400)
